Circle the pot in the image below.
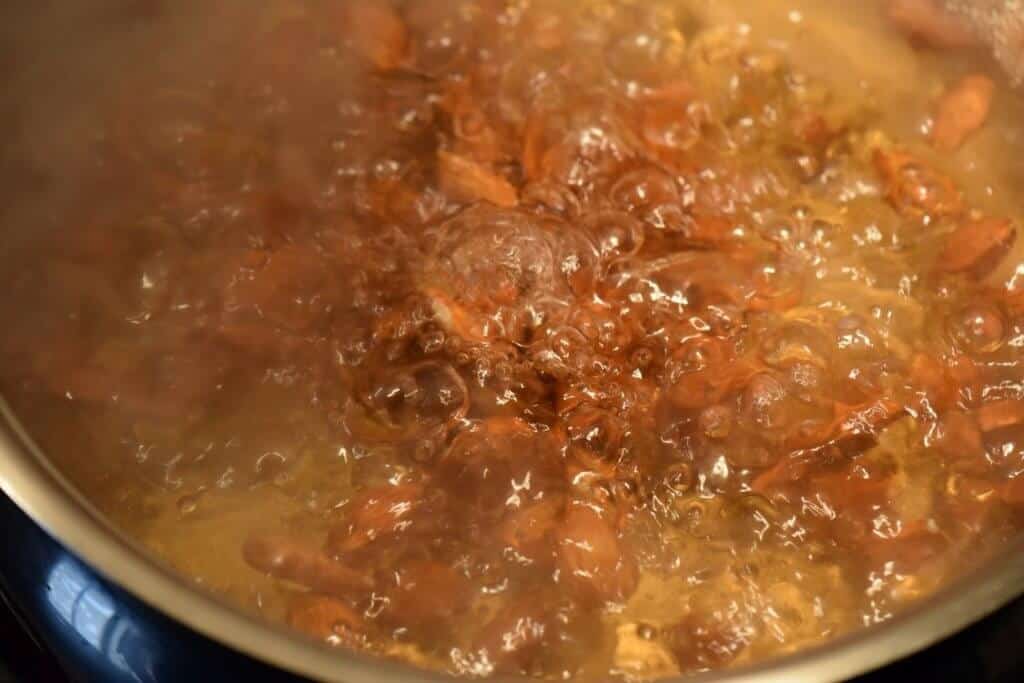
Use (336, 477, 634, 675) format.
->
(0, 2, 1022, 682)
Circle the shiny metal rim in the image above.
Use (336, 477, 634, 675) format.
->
(1, 400, 1022, 683)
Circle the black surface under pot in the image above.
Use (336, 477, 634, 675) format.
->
(0, 493, 306, 683)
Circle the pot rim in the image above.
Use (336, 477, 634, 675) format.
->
(1, 399, 1022, 683)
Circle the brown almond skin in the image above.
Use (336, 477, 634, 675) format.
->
(887, 0, 979, 49)
(938, 218, 1016, 278)
(931, 74, 995, 151)
(976, 399, 1024, 433)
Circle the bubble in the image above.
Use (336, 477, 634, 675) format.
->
(835, 315, 878, 353)
(566, 406, 626, 462)
(610, 166, 680, 211)
(583, 210, 646, 263)
(177, 493, 201, 515)
(743, 373, 790, 430)
(637, 623, 658, 640)
(362, 361, 469, 434)
(677, 342, 711, 374)
(630, 347, 654, 371)
(947, 302, 1007, 354)
(606, 31, 685, 87)
(699, 404, 734, 440)
(664, 463, 695, 494)
(521, 181, 582, 217)
(427, 206, 575, 325)
(255, 451, 287, 477)
(418, 327, 446, 354)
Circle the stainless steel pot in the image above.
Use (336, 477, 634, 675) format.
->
(0, 2, 1022, 681)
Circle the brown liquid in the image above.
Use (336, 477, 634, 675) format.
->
(1, 1, 1023, 679)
